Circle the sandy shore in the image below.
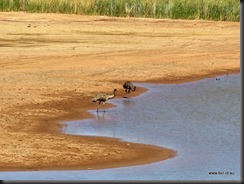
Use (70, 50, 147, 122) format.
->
(0, 12, 240, 171)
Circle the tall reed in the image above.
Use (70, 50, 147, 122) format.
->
(0, 0, 240, 21)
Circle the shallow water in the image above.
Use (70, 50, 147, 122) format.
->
(1, 74, 241, 181)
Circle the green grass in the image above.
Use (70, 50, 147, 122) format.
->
(0, 0, 240, 21)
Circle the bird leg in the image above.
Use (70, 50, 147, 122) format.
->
(124, 89, 128, 98)
(97, 101, 102, 112)
(127, 89, 131, 98)
(102, 102, 106, 112)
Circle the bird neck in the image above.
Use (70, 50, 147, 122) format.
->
(107, 91, 116, 99)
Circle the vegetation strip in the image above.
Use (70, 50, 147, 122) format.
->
(0, 0, 240, 21)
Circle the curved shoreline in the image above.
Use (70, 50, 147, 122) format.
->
(0, 12, 240, 171)
(1, 71, 239, 172)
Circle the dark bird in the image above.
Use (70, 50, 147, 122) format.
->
(123, 81, 136, 98)
(92, 89, 117, 112)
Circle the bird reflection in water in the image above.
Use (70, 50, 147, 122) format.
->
(96, 110, 105, 121)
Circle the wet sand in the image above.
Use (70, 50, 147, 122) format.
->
(0, 12, 240, 171)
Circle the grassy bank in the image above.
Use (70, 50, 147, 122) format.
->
(0, 0, 240, 21)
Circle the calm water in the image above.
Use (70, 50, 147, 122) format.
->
(1, 74, 241, 181)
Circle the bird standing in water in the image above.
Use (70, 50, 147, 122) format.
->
(92, 89, 117, 112)
(123, 81, 136, 98)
